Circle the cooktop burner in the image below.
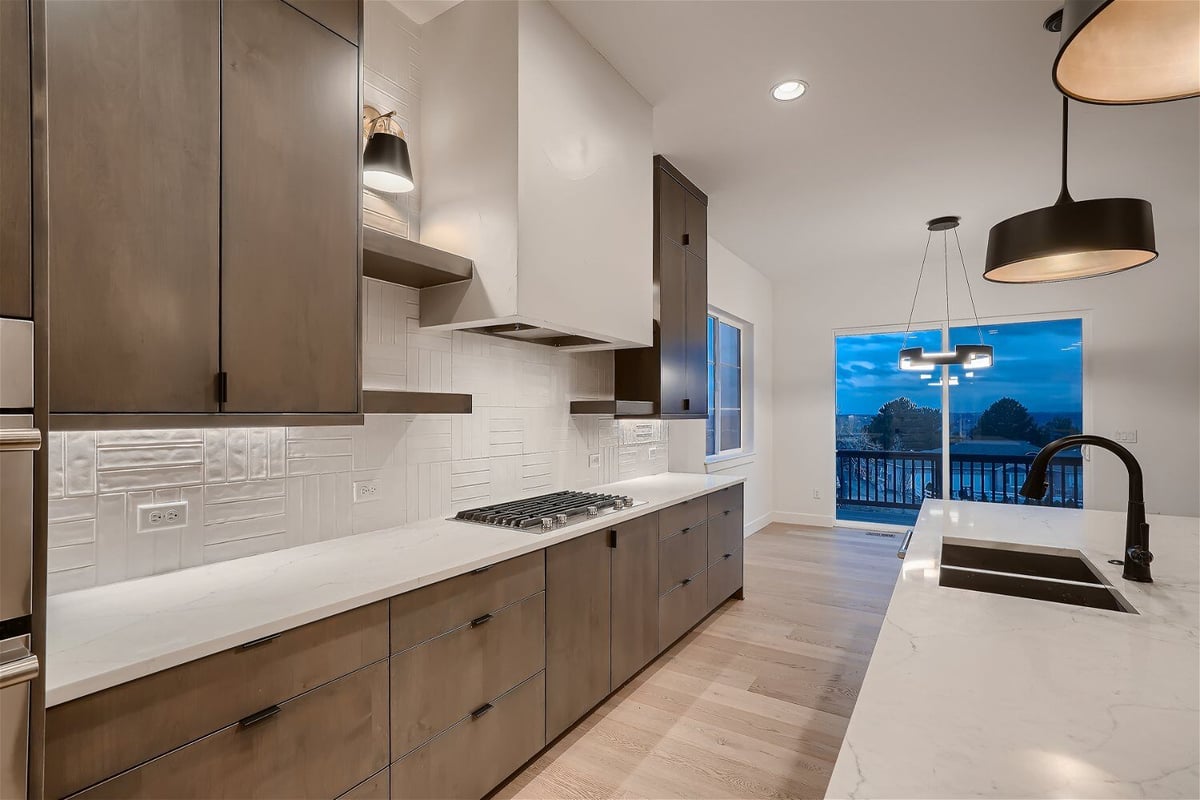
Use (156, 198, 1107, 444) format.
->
(453, 490, 644, 532)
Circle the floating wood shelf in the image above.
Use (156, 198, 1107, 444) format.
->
(363, 390, 473, 415)
(569, 400, 656, 417)
(362, 228, 473, 288)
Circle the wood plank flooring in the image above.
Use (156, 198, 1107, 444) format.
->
(495, 524, 903, 800)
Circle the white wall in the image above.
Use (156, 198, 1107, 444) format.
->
(670, 236, 775, 535)
(773, 209, 1200, 524)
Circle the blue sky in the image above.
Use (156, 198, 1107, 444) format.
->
(836, 319, 1084, 416)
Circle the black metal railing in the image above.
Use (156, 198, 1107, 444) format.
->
(836, 449, 1084, 510)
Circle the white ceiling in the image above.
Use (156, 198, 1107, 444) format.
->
(552, 0, 1200, 285)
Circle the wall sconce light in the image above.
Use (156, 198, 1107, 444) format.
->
(362, 105, 414, 194)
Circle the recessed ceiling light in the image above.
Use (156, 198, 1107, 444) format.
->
(771, 79, 807, 101)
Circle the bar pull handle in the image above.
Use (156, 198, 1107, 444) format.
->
(681, 577, 692, 586)
(238, 705, 281, 729)
(471, 703, 494, 720)
(681, 233, 690, 246)
(470, 613, 492, 628)
(0, 427, 41, 452)
(723, 553, 733, 560)
(470, 565, 491, 575)
(897, 529, 914, 560)
(237, 632, 280, 651)
(608, 529, 617, 548)
(682, 398, 690, 411)
(0, 643, 38, 690)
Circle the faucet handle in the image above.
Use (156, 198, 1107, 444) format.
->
(1126, 545, 1154, 567)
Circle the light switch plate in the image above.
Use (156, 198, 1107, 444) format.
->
(588, 453, 600, 468)
(137, 501, 188, 532)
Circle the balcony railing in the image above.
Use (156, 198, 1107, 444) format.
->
(836, 449, 1084, 510)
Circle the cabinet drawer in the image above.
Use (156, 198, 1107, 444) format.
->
(658, 524, 708, 595)
(658, 497, 708, 540)
(338, 767, 388, 800)
(708, 549, 743, 612)
(71, 660, 389, 800)
(707, 484, 744, 519)
(707, 508, 743, 567)
(390, 551, 544, 653)
(47, 601, 388, 799)
(390, 671, 546, 800)
(658, 569, 707, 652)
(391, 592, 545, 758)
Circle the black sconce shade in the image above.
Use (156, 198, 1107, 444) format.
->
(363, 131, 414, 194)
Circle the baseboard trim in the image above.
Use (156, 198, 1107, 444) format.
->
(743, 512, 773, 538)
(770, 511, 835, 528)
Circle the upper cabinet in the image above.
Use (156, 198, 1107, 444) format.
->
(1, 0, 32, 320)
(614, 157, 710, 419)
(43, 0, 362, 422)
(418, 0, 653, 351)
(220, 0, 360, 413)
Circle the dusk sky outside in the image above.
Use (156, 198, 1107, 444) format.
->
(836, 319, 1084, 416)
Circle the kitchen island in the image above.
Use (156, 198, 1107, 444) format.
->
(826, 500, 1200, 799)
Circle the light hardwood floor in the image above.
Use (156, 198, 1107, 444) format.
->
(495, 524, 904, 800)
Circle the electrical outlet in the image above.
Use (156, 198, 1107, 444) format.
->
(812, 488, 822, 500)
(588, 453, 600, 468)
(354, 479, 381, 503)
(1115, 429, 1138, 444)
(137, 501, 188, 532)
(648, 447, 658, 459)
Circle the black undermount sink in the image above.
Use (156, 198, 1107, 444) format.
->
(938, 538, 1135, 614)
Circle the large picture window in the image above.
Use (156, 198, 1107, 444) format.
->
(834, 317, 1084, 527)
(706, 313, 743, 457)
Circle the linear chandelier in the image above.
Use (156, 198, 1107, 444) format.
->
(898, 216, 994, 372)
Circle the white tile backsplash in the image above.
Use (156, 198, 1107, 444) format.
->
(47, 278, 667, 595)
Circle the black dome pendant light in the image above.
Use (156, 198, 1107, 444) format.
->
(1049, 1, 1200, 105)
(898, 216, 994, 373)
(984, 97, 1157, 283)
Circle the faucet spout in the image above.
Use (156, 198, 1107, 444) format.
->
(1019, 434, 1153, 583)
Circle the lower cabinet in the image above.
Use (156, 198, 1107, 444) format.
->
(658, 569, 708, 651)
(545, 529, 612, 741)
(610, 514, 660, 689)
(72, 660, 389, 799)
(389, 672, 546, 800)
(708, 549, 744, 612)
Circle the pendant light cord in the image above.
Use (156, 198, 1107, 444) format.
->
(943, 232, 950, 331)
(902, 230, 934, 348)
(1056, 97, 1073, 205)
(953, 227, 986, 345)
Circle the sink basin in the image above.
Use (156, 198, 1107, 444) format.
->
(941, 539, 1104, 584)
(938, 538, 1135, 614)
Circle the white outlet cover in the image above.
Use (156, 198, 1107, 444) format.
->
(354, 479, 382, 503)
(588, 453, 601, 468)
(1115, 429, 1138, 444)
(648, 447, 658, 459)
(137, 501, 188, 533)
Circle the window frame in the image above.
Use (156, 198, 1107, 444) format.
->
(706, 311, 746, 460)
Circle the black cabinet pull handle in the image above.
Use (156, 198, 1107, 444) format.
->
(608, 529, 617, 548)
(237, 633, 280, 651)
(681, 525, 691, 534)
(682, 398, 690, 411)
(681, 233, 690, 246)
(471, 703, 494, 720)
(724, 509, 731, 516)
(723, 553, 733, 559)
(470, 613, 492, 627)
(238, 705, 280, 729)
(681, 577, 692, 586)
(470, 565, 491, 575)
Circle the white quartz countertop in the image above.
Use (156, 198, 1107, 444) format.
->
(46, 472, 743, 707)
(825, 500, 1200, 799)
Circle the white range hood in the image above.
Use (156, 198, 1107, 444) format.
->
(417, 0, 653, 351)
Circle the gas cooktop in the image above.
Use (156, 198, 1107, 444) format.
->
(452, 490, 645, 533)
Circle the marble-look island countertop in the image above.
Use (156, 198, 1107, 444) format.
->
(826, 500, 1200, 799)
(46, 472, 743, 707)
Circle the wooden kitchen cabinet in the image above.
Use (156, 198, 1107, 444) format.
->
(42, 0, 362, 422)
(45, 0, 221, 413)
(220, 0, 360, 413)
(610, 514, 660, 689)
(70, 660, 389, 800)
(615, 156, 709, 419)
(545, 530, 611, 742)
(1, 0, 31, 319)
